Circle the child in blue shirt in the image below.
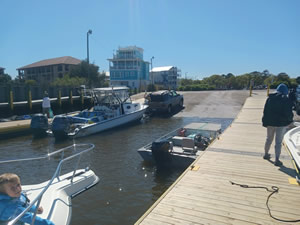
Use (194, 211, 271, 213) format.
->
(0, 173, 54, 225)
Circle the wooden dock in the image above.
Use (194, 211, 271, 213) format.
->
(0, 119, 32, 138)
(135, 91, 300, 224)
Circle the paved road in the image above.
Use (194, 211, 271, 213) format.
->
(132, 90, 250, 118)
(176, 90, 249, 118)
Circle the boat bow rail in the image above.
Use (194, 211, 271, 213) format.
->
(1, 143, 99, 225)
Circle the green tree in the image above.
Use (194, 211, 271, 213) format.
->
(179, 78, 194, 86)
(270, 72, 291, 88)
(25, 79, 37, 86)
(0, 74, 12, 84)
(52, 74, 86, 87)
(203, 75, 226, 89)
(68, 61, 104, 87)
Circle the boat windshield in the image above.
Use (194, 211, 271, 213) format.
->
(93, 87, 130, 104)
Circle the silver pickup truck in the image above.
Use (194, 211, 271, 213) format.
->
(146, 90, 184, 114)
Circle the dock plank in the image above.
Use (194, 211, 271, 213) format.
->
(135, 91, 300, 224)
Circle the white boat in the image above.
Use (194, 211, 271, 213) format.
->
(138, 123, 221, 168)
(2, 143, 99, 225)
(51, 87, 148, 140)
(283, 125, 300, 175)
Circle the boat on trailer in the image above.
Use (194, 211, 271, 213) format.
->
(138, 122, 221, 168)
(283, 125, 300, 180)
(51, 87, 148, 140)
(2, 143, 99, 225)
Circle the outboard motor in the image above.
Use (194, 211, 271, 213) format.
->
(51, 115, 71, 140)
(30, 114, 49, 138)
(194, 134, 210, 150)
(151, 140, 172, 166)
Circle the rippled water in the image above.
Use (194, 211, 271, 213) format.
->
(0, 116, 233, 225)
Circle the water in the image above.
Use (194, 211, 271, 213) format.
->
(0, 116, 233, 225)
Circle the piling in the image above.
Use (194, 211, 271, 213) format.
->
(28, 90, 32, 111)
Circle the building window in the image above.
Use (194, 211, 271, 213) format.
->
(65, 65, 69, 71)
(58, 65, 62, 72)
(59, 73, 63, 78)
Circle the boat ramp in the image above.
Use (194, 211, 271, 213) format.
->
(135, 90, 300, 224)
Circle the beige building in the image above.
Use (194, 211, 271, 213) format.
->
(151, 66, 181, 89)
(17, 56, 81, 84)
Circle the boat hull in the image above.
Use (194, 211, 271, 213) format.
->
(138, 122, 221, 168)
(23, 169, 99, 225)
(138, 148, 197, 168)
(71, 106, 147, 138)
(284, 126, 300, 171)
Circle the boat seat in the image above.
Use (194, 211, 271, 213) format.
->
(172, 136, 185, 146)
(182, 137, 196, 153)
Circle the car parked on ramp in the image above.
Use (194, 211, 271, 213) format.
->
(146, 90, 184, 114)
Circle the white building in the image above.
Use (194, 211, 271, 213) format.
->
(151, 66, 181, 89)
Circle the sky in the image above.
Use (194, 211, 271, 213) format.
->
(1, 0, 299, 80)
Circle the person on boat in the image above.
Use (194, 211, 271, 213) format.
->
(42, 92, 51, 118)
(0, 173, 54, 225)
(262, 83, 293, 166)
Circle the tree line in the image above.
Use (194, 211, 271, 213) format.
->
(178, 70, 300, 91)
(1, 66, 299, 92)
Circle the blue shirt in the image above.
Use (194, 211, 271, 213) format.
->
(0, 192, 54, 225)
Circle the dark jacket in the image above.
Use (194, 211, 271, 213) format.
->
(262, 93, 293, 127)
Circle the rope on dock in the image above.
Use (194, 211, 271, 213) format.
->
(230, 181, 300, 223)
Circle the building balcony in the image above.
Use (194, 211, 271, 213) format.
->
(110, 66, 140, 70)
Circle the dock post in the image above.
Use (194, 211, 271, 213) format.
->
(28, 89, 32, 111)
(57, 90, 62, 108)
(80, 89, 84, 106)
(69, 90, 73, 106)
(249, 79, 254, 97)
(9, 90, 14, 112)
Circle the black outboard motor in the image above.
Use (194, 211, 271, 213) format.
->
(151, 140, 172, 166)
(194, 134, 210, 150)
(30, 114, 48, 138)
(51, 115, 71, 140)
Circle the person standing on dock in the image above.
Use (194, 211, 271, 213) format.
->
(262, 83, 293, 166)
(42, 92, 51, 118)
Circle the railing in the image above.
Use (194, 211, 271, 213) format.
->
(1, 143, 95, 225)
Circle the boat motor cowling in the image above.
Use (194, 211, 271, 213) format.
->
(52, 115, 71, 140)
(151, 140, 172, 165)
(30, 114, 49, 137)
